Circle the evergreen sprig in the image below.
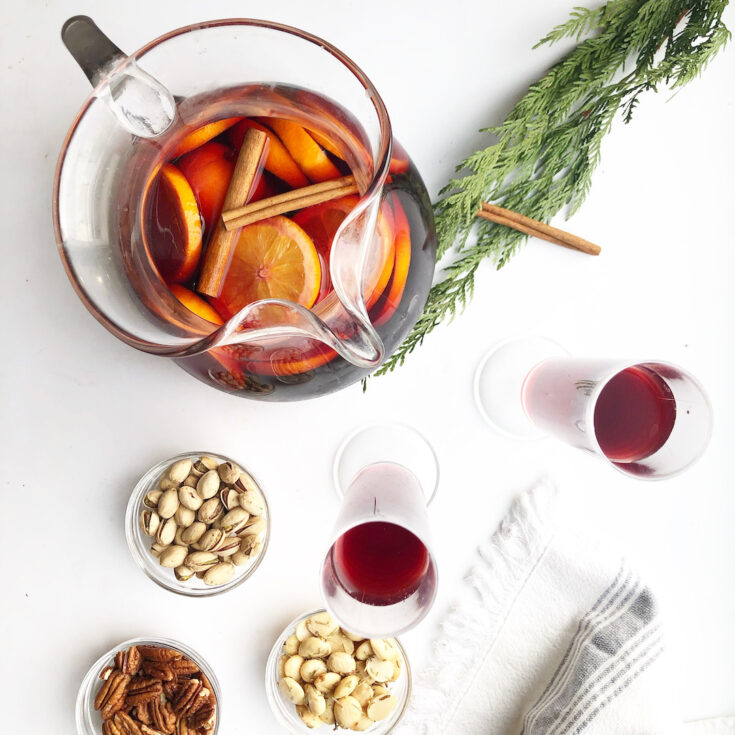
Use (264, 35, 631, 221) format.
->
(375, 0, 729, 377)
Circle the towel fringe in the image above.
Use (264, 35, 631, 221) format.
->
(396, 478, 559, 735)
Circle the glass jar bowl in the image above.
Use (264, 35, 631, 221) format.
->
(75, 636, 221, 735)
(125, 450, 270, 596)
(265, 608, 412, 733)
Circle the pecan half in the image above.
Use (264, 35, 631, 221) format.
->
(162, 680, 181, 701)
(124, 676, 162, 708)
(102, 712, 143, 735)
(187, 704, 215, 731)
(170, 658, 199, 678)
(116, 646, 143, 676)
(96, 671, 130, 720)
(139, 726, 167, 735)
(150, 699, 177, 734)
(171, 679, 202, 715)
(174, 718, 192, 735)
(141, 660, 175, 682)
(187, 689, 212, 717)
(135, 704, 152, 726)
(138, 646, 183, 662)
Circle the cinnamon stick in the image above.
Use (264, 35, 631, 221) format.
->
(222, 175, 358, 231)
(197, 128, 268, 297)
(478, 202, 601, 256)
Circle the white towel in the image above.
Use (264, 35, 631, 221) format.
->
(396, 480, 734, 735)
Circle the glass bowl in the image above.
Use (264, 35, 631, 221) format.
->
(265, 608, 411, 734)
(75, 636, 221, 735)
(125, 450, 270, 597)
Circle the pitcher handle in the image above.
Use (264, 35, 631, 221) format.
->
(61, 15, 177, 138)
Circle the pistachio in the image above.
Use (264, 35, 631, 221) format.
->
(156, 517, 177, 546)
(370, 638, 398, 662)
(355, 716, 375, 731)
(355, 641, 373, 661)
(179, 485, 203, 511)
(196, 470, 220, 500)
(328, 652, 356, 675)
(305, 684, 326, 716)
(182, 474, 198, 488)
(284, 635, 300, 656)
(279, 677, 305, 705)
(366, 693, 397, 721)
(175, 565, 194, 582)
(365, 657, 394, 683)
(189, 462, 205, 478)
(158, 477, 179, 491)
(333, 674, 358, 700)
(306, 612, 339, 639)
(352, 682, 374, 708)
(300, 659, 328, 683)
(334, 696, 362, 729)
(159, 545, 188, 568)
(236, 469, 260, 494)
(220, 487, 240, 511)
(237, 516, 266, 538)
(214, 536, 241, 557)
(174, 506, 195, 528)
(313, 672, 341, 694)
(174, 526, 188, 546)
(181, 521, 207, 545)
(284, 655, 305, 680)
(150, 542, 169, 558)
(198, 497, 223, 524)
(157, 488, 180, 519)
(238, 534, 261, 558)
(143, 489, 162, 508)
(168, 458, 193, 483)
(203, 561, 235, 586)
(296, 704, 322, 728)
(319, 699, 335, 725)
(217, 461, 240, 485)
(199, 455, 220, 471)
(184, 551, 218, 572)
(299, 637, 331, 659)
(234, 480, 266, 515)
(140, 510, 160, 537)
(220, 507, 250, 534)
(195, 528, 226, 552)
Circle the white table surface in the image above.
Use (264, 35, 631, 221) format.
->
(2, 1, 734, 731)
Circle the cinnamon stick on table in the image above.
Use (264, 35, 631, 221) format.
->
(221, 175, 358, 231)
(197, 128, 268, 297)
(477, 202, 601, 256)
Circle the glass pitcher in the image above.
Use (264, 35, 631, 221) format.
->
(54, 17, 436, 400)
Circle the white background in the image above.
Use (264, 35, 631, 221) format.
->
(1, 1, 734, 732)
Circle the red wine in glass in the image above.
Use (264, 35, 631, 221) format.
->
(331, 521, 430, 606)
(593, 365, 677, 463)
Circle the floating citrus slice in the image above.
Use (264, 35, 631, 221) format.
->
(266, 119, 342, 183)
(169, 284, 223, 325)
(216, 216, 321, 316)
(292, 194, 394, 308)
(229, 119, 309, 189)
(174, 117, 241, 158)
(307, 128, 343, 160)
(147, 164, 203, 284)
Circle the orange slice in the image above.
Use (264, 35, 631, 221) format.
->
(372, 196, 412, 326)
(389, 139, 410, 175)
(229, 119, 309, 189)
(216, 216, 321, 316)
(174, 117, 241, 158)
(307, 128, 343, 160)
(292, 195, 394, 308)
(265, 119, 342, 183)
(169, 284, 223, 325)
(147, 164, 203, 284)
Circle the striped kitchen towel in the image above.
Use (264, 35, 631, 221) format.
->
(396, 480, 733, 735)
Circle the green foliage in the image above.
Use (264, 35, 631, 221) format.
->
(375, 0, 729, 377)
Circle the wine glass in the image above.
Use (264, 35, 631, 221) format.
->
(474, 336, 712, 479)
(321, 423, 439, 637)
